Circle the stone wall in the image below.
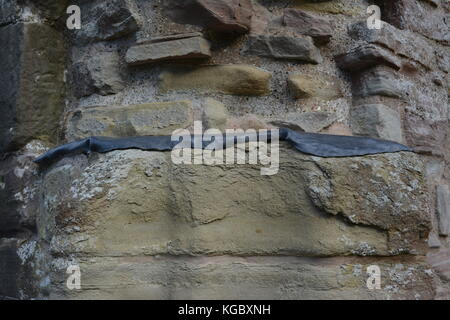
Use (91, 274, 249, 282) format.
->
(0, 0, 449, 300)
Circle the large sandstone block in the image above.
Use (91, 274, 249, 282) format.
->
(243, 35, 323, 64)
(39, 148, 430, 258)
(288, 74, 342, 100)
(126, 35, 211, 66)
(0, 23, 65, 152)
(352, 67, 404, 99)
(163, 0, 253, 33)
(160, 65, 271, 96)
(282, 8, 332, 45)
(51, 256, 436, 300)
(66, 101, 194, 140)
(351, 104, 403, 143)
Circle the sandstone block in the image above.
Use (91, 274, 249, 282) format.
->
(283, 8, 333, 45)
(348, 21, 436, 70)
(335, 45, 402, 72)
(40, 149, 430, 258)
(288, 74, 342, 100)
(243, 35, 322, 64)
(269, 112, 338, 133)
(163, 0, 253, 33)
(0, 23, 65, 152)
(351, 104, 403, 143)
(126, 35, 211, 66)
(66, 101, 194, 140)
(352, 68, 404, 99)
(404, 112, 448, 156)
(70, 51, 124, 98)
(160, 65, 271, 96)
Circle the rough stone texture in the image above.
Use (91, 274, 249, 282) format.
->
(288, 74, 342, 100)
(306, 151, 432, 254)
(374, 0, 450, 45)
(2, 0, 450, 300)
(126, 35, 211, 65)
(404, 112, 448, 156)
(52, 256, 436, 300)
(203, 98, 229, 130)
(352, 67, 404, 99)
(163, 0, 253, 33)
(351, 104, 403, 143)
(348, 21, 437, 70)
(72, 0, 140, 43)
(436, 185, 450, 236)
(0, 141, 47, 235)
(282, 8, 333, 45)
(243, 34, 323, 64)
(0, 23, 65, 152)
(160, 65, 271, 96)
(335, 45, 402, 72)
(70, 51, 124, 98)
(269, 112, 338, 133)
(66, 101, 194, 140)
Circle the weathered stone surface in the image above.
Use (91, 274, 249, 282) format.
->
(163, 0, 253, 33)
(351, 104, 403, 143)
(243, 35, 322, 64)
(38, 148, 431, 259)
(126, 36, 211, 66)
(428, 248, 450, 281)
(70, 51, 124, 98)
(404, 112, 448, 156)
(73, 0, 140, 43)
(436, 185, 450, 236)
(51, 256, 436, 300)
(352, 67, 404, 99)
(0, 0, 17, 26)
(0, 23, 65, 152)
(335, 45, 402, 72)
(269, 112, 338, 133)
(306, 152, 431, 254)
(348, 21, 436, 70)
(66, 101, 194, 140)
(288, 74, 342, 100)
(0, 238, 38, 299)
(0, 141, 47, 234)
(160, 65, 271, 96)
(282, 8, 333, 45)
(374, 0, 450, 45)
(203, 98, 229, 130)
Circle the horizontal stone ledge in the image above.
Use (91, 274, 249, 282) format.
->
(42, 149, 429, 258)
(335, 45, 402, 72)
(160, 65, 272, 96)
(66, 100, 194, 140)
(53, 255, 435, 300)
(126, 35, 211, 66)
